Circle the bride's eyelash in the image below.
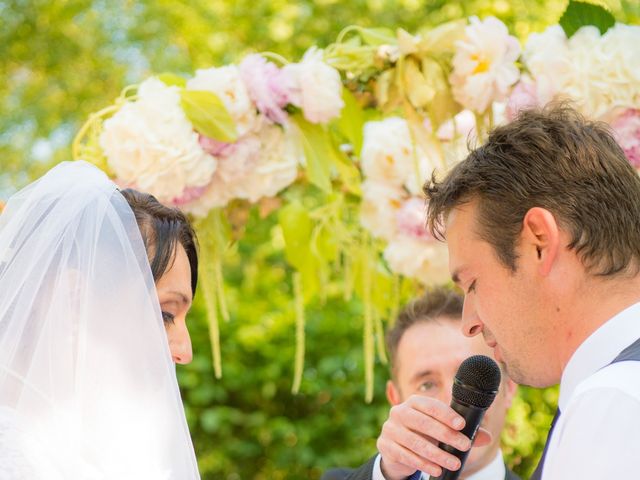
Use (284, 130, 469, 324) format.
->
(162, 311, 175, 325)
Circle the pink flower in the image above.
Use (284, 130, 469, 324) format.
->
(239, 54, 294, 124)
(171, 185, 209, 206)
(198, 135, 233, 156)
(505, 80, 539, 122)
(396, 197, 432, 241)
(610, 109, 640, 168)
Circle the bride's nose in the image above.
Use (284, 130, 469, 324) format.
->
(169, 322, 193, 364)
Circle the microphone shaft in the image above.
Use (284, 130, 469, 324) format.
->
(434, 401, 487, 480)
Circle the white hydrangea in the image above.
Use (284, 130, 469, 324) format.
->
(283, 47, 344, 124)
(359, 180, 405, 242)
(99, 77, 216, 202)
(187, 66, 259, 136)
(450, 16, 521, 113)
(383, 237, 450, 286)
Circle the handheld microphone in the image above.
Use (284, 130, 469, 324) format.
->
(434, 355, 501, 480)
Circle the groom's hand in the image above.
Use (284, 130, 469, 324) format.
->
(376, 395, 491, 479)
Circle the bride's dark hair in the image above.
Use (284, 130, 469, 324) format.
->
(120, 189, 198, 296)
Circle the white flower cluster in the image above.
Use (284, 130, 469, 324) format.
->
(522, 24, 640, 118)
(99, 49, 343, 214)
(359, 117, 450, 285)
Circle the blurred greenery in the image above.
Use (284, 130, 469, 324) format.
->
(3, 0, 640, 478)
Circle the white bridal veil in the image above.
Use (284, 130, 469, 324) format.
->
(0, 161, 200, 479)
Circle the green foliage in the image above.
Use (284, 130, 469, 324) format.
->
(292, 114, 334, 194)
(181, 89, 238, 142)
(560, 1, 616, 37)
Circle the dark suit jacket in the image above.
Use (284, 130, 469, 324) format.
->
(321, 455, 521, 480)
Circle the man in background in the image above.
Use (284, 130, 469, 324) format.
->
(322, 287, 519, 480)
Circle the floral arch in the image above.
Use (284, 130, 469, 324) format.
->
(73, 1, 640, 400)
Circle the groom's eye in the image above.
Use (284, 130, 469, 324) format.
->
(162, 311, 175, 325)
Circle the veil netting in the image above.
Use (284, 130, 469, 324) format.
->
(0, 161, 200, 479)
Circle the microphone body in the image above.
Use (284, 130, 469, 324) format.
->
(434, 355, 501, 480)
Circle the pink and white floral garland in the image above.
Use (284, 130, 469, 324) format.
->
(99, 47, 344, 215)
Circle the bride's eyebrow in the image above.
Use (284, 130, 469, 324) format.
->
(165, 290, 191, 305)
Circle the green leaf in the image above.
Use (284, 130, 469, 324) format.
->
(336, 88, 365, 156)
(180, 90, 238, 142)
(355, 27, 396, 46)
(559, 1, 615, 38)
(278, 203, 319, 300)
(278, 202, 313, 271)
(157, 72, 187, 87)
(330, 145, 362, 196)
(292, 114, 333, 193)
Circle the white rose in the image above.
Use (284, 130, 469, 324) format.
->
(187, 66, 259, 136)
(450, 16, 521, 113)
(284, 47, 344, 124)
(100, 77, 216, 202)
(383, 236, 450, 286)
(360, 180, 405, 241)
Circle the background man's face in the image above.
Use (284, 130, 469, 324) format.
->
(386, 319, 516, 477)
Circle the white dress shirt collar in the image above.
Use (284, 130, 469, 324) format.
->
(424, 449, 505, 480)
(559, 301, 640, 411)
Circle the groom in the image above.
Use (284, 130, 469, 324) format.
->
(425, 105, 640, 478)
(322, 287, 519, 480)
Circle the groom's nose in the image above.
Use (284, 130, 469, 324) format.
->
(170, 322, 193, 364)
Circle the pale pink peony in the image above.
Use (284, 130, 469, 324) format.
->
(434, 110, 476, 142)
(383, 237, 450, 286)
(199, 135, 233, 156)
(182, 124, 300, 216)
(450, 16, 521, 113)
(239, 54, 295, 124)
(361, 117, 416, 188)
(283, 47, 344, 124)
(100, 77, 216, 202)
(610, 109, 640, 168)
(171, 185, 210, 206)
(187, 66, 259, 136)
(396, 197, 431, 241)
(505, 80, 539, 122)
(360, 180, 405, 242)
(522, 25, 571, 106)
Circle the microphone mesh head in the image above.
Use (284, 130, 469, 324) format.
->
(452, 355, 501, 409)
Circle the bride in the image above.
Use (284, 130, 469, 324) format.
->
(0, 161, 200, 479)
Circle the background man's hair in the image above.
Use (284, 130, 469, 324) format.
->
(425, 103, 640, 276)
(386, 287, 463, 376)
